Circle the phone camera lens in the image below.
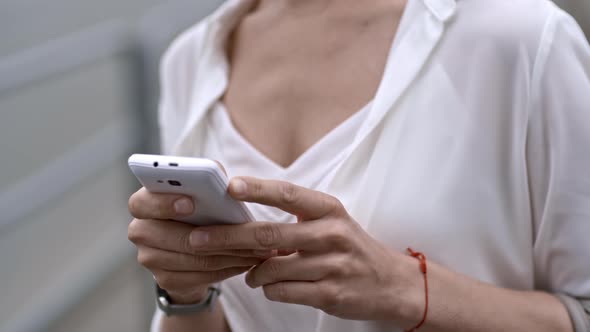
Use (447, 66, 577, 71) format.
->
(168, 180, 182, 186)
(153, 162, 159, 167)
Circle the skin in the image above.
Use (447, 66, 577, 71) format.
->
(224, 0, 403, 167)
(128, 0, 575, 331)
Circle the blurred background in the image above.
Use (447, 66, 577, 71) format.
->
(0, 1, 588, 332)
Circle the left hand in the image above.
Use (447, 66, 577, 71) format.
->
(187, 177, 422, 321)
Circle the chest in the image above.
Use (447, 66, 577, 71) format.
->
(222, 7, 402, 167)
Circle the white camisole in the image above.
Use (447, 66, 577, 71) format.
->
(204, 101, 371, 332)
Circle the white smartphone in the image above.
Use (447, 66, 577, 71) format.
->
(128, 154, 254, 226)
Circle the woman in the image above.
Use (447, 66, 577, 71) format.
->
(127, 0, 590, 331)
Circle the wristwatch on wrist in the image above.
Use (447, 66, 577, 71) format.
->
(156, 284, 221, 316)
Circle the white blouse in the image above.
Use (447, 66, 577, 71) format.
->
(154, 0, 590, 331)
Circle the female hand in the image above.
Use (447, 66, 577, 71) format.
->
(127, 187, 272, 304)
(187, 177, 423, 322)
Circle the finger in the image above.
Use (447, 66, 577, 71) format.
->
(137, 246, 265, 272)
(129, 218, 277, 257)
(128, 187, 194, 220)
(191, 218, 354, 252)
(262, 281, 324, 309)
(190, 220, 333, 251)
(228, 177, 343, 220)
(154, 266, 250, 293)
(196, 249, 277, 258)
(246, 252, 339, 288)
(277, 249, 297, 256)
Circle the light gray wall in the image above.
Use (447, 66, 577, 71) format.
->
(0, 0, 161, 56)
(0, 1, 223, 331)
(555, 0, 590, 37)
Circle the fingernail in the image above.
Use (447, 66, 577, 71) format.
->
(174, 198, 193, 215)
(231, 178, 247, 197)
(190, 231, 209, 247)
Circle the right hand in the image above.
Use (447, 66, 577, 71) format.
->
(128, 187, 270, 304)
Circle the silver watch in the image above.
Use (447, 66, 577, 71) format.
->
(156, 284, 221, 316)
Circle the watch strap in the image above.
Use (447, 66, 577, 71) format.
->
(156, 284, 221, 316)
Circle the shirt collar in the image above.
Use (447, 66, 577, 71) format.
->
(173, 0, 457, 156)
(423, 0, 457, 22)
(173, 0, 256, 155)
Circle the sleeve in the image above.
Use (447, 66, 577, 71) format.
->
(158, 22, 208, 154)
(150, 307, 165, 332)
(526, 4, 590, 314)
(556, 294, 590, 332)
(157, 54, 180, 155)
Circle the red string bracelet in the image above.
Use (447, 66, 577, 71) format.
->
(405, 248, 428, 332)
